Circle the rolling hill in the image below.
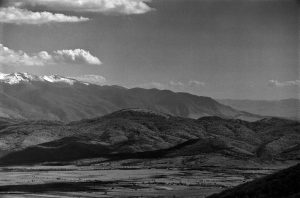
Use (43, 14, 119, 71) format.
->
(0, 109, 298, 166)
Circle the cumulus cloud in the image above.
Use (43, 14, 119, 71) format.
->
(71, 74, 107, 85)
(53, 49, 101, 65)
(268, 80, 300, 88)
(0, 7, 89, 24)
(8, 0, 153, 15)
(0, 44, 101, 66)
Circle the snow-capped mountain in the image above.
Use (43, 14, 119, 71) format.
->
(0, 72, 82, 85)
(0, 72, 262, 122)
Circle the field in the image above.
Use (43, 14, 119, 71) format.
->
(0, 164, 281, 198)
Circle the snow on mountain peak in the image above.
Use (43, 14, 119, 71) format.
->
(0, 72, 38, 84)
(0, 72, 80, 85)
(41, 75, 77, 85)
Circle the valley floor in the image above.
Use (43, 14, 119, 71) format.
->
(0, 164, 289, 198)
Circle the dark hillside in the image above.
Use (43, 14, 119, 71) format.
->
(208, 163, 300, 198)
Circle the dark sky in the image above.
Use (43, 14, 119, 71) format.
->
(0, 0, 298, 100)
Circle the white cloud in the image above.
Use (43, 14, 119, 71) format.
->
(53, 49, 101, 65)
(71, 74, 107, 85)
(137, 80, 206, 91)
(0, 7, 89, 24)
(9, 0, 153, 15)
(169, 81, 184, 88)
(137, 82, 166, 90)
(139, 81, 184, 90)
(268, 80, 300, 88)
(188, 80, 205, 87)
(0, 44, 101, 66)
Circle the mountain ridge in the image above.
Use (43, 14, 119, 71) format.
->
(0, 72, 263, 122)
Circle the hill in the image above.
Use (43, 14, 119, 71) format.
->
(0, 109, 298, 166)
(208, 163, 300, 198)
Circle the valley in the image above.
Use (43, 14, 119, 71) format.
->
(0, 108, 298, 197)
(0, 0, 297, 197)
(0, 163, 287, 198)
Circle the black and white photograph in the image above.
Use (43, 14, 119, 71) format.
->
(0, 0, 299, 197)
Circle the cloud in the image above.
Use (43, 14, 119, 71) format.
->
(188, 80, 205, 87)
(268, 80, 300, 88)
(8, 0, 153, 15)
(0, 44, 101, 66)
(53, 49, 101, 65)
(137, 80, 206, 91)
(137, 82, 166, 90)
(169, 81, 185, 90)
(169, 80, 206, 90)
(71, 74, 107, 85)
(0, 7, 89, 24)
(138, 81, 185, 90)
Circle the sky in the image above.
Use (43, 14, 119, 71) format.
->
(0, 0, 298, 100)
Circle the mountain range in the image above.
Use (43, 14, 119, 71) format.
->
(0, 72, 262, 122)
(0, 109, 299, 166)
(219, 99, 300, 120)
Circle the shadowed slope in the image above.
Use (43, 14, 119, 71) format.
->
(208, 163, 300, 198)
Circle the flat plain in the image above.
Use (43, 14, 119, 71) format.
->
(0, 163, 285, 198)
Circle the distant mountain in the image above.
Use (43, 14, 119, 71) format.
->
(0, 72, 78, 85)
(208, 163, 300, 198)
(0, 72, 262, 122)
(0, 109, 298, 166)
(218, 99, 300, 120)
